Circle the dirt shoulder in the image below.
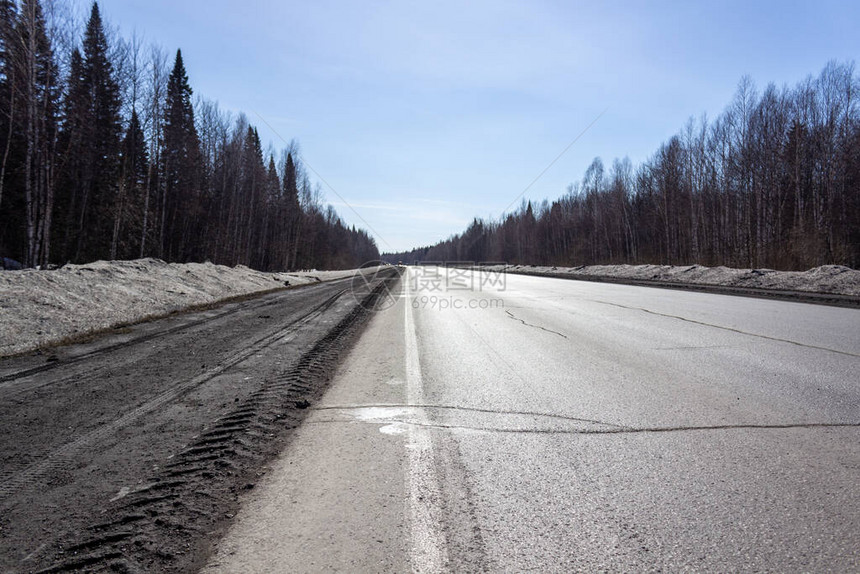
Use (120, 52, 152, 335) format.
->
(0, 258, 359, 357)
(483, 263, 860, 307)
(0, 268, 401, 573)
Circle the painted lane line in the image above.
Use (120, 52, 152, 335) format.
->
(404, 269, 449, 573)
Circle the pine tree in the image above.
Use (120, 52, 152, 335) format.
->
(161, 48, 201, 260)
(54, 48, 86, 261)
(283, 151, 301, 269)
(55, 2, 121, 262)
(82, 1, 121, 260)
(258, 154, 280, 269)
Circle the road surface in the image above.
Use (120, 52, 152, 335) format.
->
(206, 265, 860, 572)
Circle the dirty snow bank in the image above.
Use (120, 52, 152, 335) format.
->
(488, 263, 860, 296)
(0, 258, 359, 357)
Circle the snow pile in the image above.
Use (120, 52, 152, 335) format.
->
(490, 263, 860, 296)
(0, 258, 358, 357)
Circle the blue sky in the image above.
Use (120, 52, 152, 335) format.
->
(96, 0, 859, 253)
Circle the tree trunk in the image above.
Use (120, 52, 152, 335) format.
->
(0, 66, 14, 211)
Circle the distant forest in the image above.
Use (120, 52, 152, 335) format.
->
(387, 62, 860, 271)
(0, 1, 379, 270)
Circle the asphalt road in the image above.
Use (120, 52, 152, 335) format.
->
(208, 265, 859, 573)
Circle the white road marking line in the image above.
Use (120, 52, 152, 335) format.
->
(404, 269, 449, 573)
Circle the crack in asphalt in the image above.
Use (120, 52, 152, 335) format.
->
(309, 405, 860, 436)
(392, 420, 860, 436)
(588, 299, 860, 358)
(312, 403, 630, 429)
(505, 310, 568, 339)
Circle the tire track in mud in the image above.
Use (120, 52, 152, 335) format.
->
(0, 288, 346, 505)
(0, 277, 355, 390)
(35, 269, 401, 573)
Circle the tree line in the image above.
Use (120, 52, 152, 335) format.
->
(0, 0, 378, 270)
(388, 62, 860, 270)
